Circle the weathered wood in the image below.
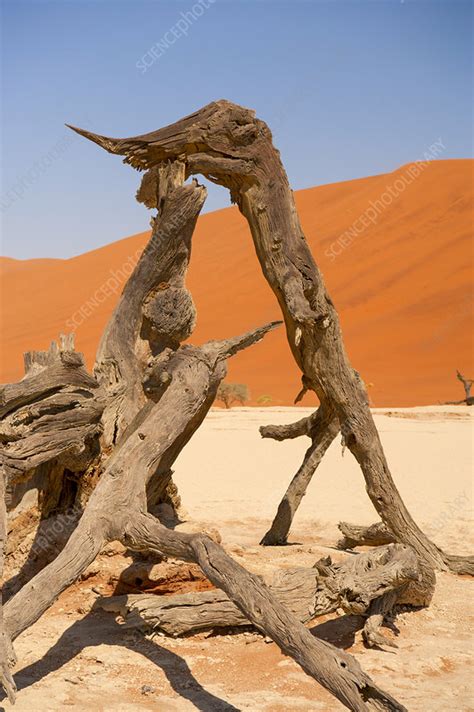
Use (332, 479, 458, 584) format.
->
(3, 323, 279, 640)
(123, 517, 406, 711)
(260, 404, 339, 545)
(337, 522, 474, 576)
(3, 321, 408, 710)
(99, 543, 421, 637)
(0, 340, 103, 565)
(68, 100, 472, 575)
(1, 339, 101, 485)
(1, 389, 103, 483)
(0, 349, 98, 420)
(338, 522, 396, 550)
(259, 410, 321, 441)
(94, 167, 205, 447)
(362, 591, 399, 650)
(0, 470, 16, 703)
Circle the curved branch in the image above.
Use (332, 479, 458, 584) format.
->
(124, 516, 406, 711)
(338, 522, 396, 550)
(259, 410, 320, 441)
(68, 100, 472, 575)
(260, 404, 339, 545)
(100, 543, 420, 637)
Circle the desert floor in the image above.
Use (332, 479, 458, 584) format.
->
(2, 406, 473, 711)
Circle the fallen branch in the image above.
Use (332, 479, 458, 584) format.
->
(338, 522, 396, 550)
(99, 543, 421, 637)
(337, 522, 474, 576)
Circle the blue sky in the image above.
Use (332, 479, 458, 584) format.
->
(1, 0, 472, 259)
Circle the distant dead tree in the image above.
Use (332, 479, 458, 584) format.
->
(443, 370, 474, 405)
(216, 382, 249, 408)
(0, 100, 472, 711)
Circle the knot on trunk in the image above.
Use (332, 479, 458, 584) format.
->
(142, 285, 196, 346)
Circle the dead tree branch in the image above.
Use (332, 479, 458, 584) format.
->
(260, 403, 339, 545)
(338, 522, 396, 550)
(99, 543, 421, 638)
(67, 99, 473, 577)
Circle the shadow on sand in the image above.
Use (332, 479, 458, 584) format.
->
(0, 608, 239, 711)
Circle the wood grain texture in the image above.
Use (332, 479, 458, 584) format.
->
(69, 99, 472, 576)
(3, 102, 471, 710)
(260, 404, 339, 545)
(100, 543, 421, 637)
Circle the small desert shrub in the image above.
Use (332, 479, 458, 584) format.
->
(216, 382, 249, 408)
(257, 394, 273, 405)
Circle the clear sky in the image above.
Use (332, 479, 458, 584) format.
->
(1, 0, 472, 259)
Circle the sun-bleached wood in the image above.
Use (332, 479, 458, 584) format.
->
(68, 99, 471, 578)
(100, 543, 421, 638)
(260, 405, 339, 545)
(2, 101, 471, 709)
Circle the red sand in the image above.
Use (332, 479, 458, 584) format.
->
(1, 159, 472, 407)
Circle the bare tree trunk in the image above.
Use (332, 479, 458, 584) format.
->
(260, 405, 339, 545)
(68, 100, 471, 576)
(0, 470, 16, 704)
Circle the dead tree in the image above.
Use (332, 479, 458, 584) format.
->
(216, 382, 249, 408)
(444, 370, 474, 405)
(0, 151, 411, 711)
(100, 543, 423, 644)
(260, 405, 339, 545)
(66, 98, 472, 578)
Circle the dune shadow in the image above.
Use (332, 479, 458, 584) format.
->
(1, 609, 238, 711)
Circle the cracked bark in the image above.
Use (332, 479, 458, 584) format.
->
(1, 101, 470, 710)
(99, 543, 422, 638)
(260, 404, 340, 545)
(68, 98, 471, 575)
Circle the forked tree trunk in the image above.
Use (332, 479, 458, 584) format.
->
(1, 102, 471, 709)
(0, 154, 409, 710)
(260, 405, 339, 545)
(68, 100, 472, 579)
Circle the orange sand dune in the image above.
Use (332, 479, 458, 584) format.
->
(1, 159, 472, 406)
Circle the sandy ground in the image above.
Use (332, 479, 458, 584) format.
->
(2, 406, 473, 711)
